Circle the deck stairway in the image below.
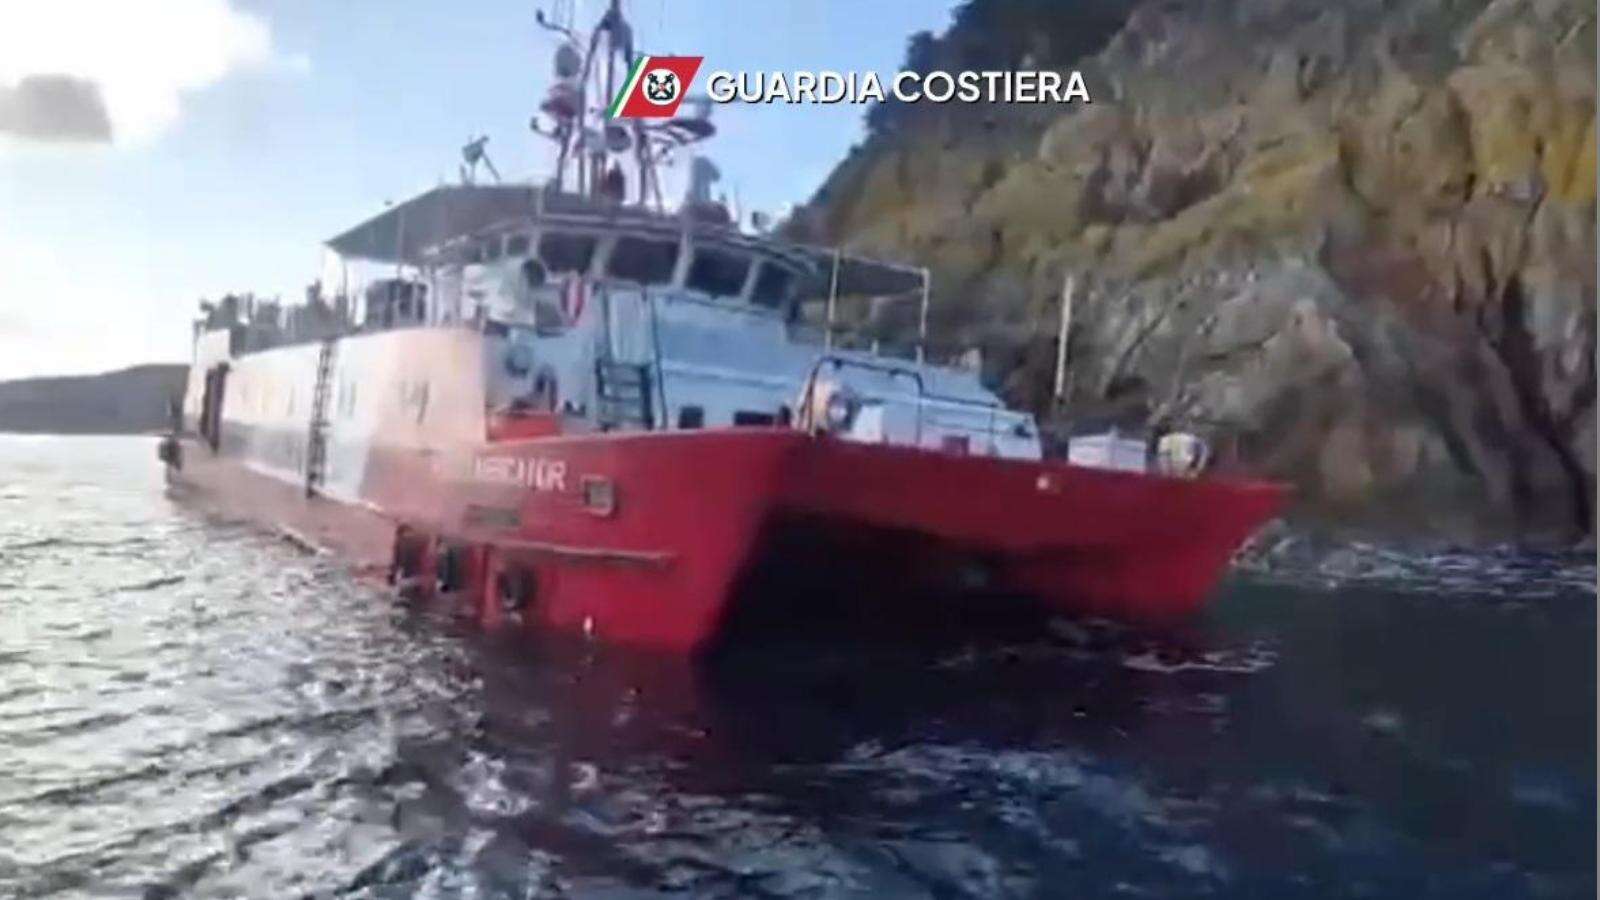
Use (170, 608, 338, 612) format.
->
(305, 338, 337, 497)
(595, 358, 654, 431)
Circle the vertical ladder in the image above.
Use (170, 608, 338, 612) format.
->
(593, 284, 660, 431)
(305, 338, 337, 497)
(594, 359, 654, 430)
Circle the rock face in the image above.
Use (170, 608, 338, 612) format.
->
(793, 0, 1596, 541)
(0, 365, 187, 434)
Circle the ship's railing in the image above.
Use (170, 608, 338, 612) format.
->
(644, 282, 984, 381)
(787, 321, 987, 380)
(793, 251, 995, 377)
(796, 353, 1016, 452)
(817, 249, 931, 361)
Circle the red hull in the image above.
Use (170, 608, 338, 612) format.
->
(170, 430, 1286, 653)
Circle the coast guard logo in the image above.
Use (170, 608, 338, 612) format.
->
(608, 55, 703, 119)
(643, 69, 681, 105)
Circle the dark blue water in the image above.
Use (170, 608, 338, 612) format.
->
(1, 435, 1593, 898)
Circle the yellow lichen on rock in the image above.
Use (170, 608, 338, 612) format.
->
(795, 0, 1596, 538)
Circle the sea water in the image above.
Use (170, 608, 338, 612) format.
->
(1, 435, 1593, 898)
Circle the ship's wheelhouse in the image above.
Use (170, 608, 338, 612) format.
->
(442, 217, 808, 323)
(305, 186, 1040, 459)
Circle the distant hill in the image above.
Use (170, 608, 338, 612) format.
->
(0, 365, 188, 434)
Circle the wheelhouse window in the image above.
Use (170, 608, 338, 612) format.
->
(538, 231, 598, 275)
(606, 236, 679, 285)
(482, 236, 503, 262)
(751, 261, 796, 308)
(505, 234, 531, 257)
(733, 410, 775, 426)
(686, 247, 750, 298)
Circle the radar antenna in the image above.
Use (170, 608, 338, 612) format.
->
(459, 135, 502, 185)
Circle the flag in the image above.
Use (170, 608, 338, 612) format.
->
(607, 56, 704, 119)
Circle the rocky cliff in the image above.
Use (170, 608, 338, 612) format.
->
(0, 365, 187, 434)
(792, 0, 1596, 541)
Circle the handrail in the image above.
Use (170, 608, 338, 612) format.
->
(802, 350, 1006, 405)
(916, 266, 930, 364)
(645, 287, 669, 428)
(824, 248, 841, 350)
(798, 354, 929, 444)
(797, 351, 1030, 453)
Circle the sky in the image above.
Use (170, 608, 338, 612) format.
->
(0, 0, 955, 380)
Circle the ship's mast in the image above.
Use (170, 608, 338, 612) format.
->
(532, 0, 714, 210)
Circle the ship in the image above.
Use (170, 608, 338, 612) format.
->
(159, 1, 1286, 654)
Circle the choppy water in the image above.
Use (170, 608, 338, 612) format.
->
(1, 435, 1594, 899)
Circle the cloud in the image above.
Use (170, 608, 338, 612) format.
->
(0, 74, 113, 142)
(0, 0, 300, 145)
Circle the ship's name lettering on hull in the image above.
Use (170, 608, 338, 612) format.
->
(473, 456, 567, 492)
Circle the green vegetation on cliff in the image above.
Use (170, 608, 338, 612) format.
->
(791, 0, 1596, 540)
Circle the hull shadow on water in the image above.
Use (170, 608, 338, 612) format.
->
(353, 564, 1596, 899)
